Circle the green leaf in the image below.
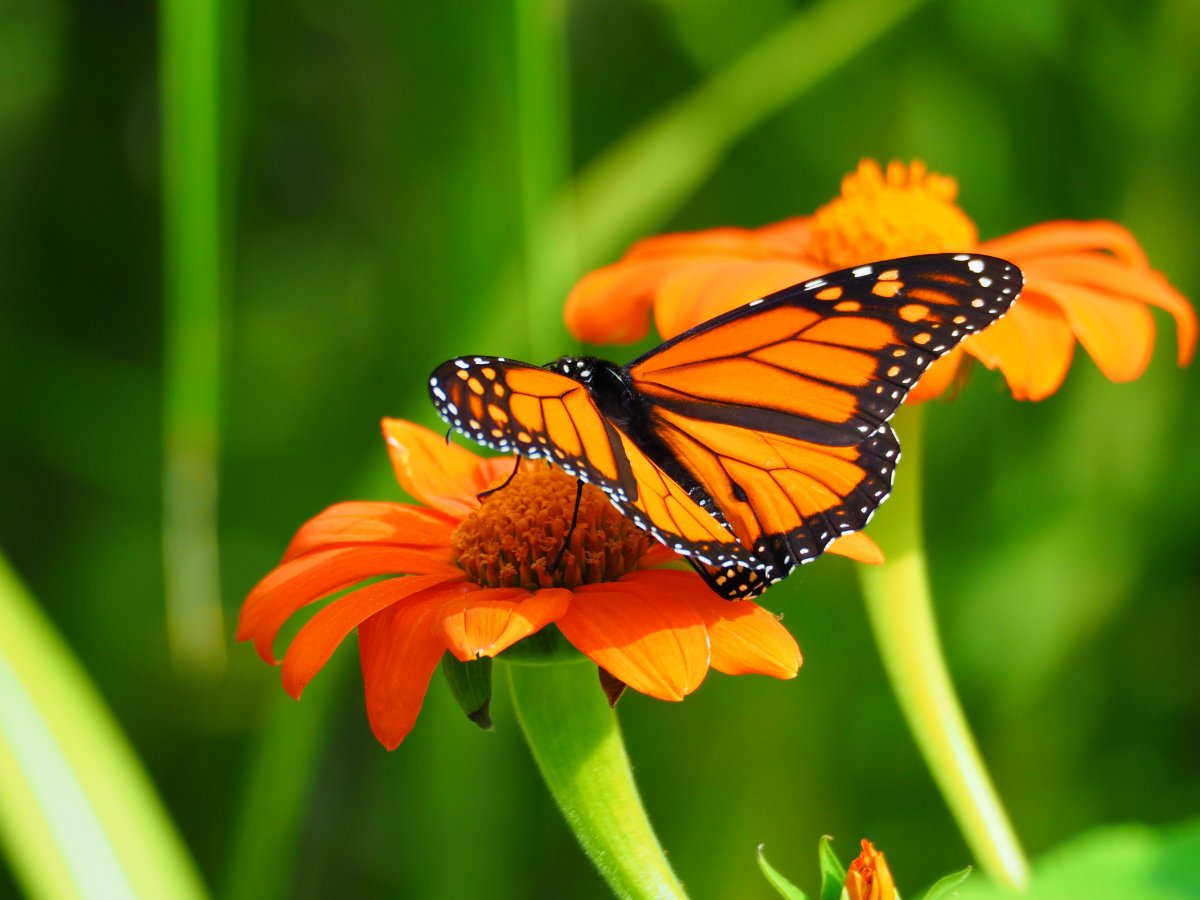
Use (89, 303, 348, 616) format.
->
(921, 866, 971, 899)
(956, 821, 1200, 899)
(818, 836, 848, 900)
(441, 655, 494, 729)
(757, 845, 809, 900)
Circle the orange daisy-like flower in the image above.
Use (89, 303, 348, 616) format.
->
(566, 160, 1195, 402)
(844, 839, 897, 900)
(237, 419, 823, 749)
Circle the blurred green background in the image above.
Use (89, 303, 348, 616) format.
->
(2, 0, 1198, 897)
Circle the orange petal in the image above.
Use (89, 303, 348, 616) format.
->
(564, 222, 818, 345)
(437, 587, 571, 660)
(283, 502, 456, 561)
(382, 418, 513, 518)
(752, 216, 815, 256)
(560, 576, 709, 701)
(637, 543, 684, 568)
(653, 260, 821, 339)
(564, 256, 695, 345)
(983, 220, 1148, 267)
(358, 595, 449, 750)
(624, 225, 785, 261)
(281, 574, 464, 697)
(624, 570, 800, 678)
(1030, 254, 1196, 366)
(238, 546, 458, 664)
(964, 292, 1075, 401)
(904, 347, 966, 404)
(1035, 278, 1155, 383)
(827, 531, 884, 565)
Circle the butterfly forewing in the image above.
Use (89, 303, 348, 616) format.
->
(629, 253, 1022, 440)
(429, 253, 1023, 600)
(427, 356, 736, 552)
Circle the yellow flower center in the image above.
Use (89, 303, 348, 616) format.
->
(807, 160, 978, 268)
(452, 467, 649, 590)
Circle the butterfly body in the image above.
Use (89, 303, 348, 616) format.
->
(430, 253, 1022, 599)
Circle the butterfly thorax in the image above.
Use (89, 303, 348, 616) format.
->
(549, 354, 713, 508)
(548, 356, 642, 428)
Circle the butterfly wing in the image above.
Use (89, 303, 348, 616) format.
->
(626, 253, 1022, 594)
(427, 357, 740, 556)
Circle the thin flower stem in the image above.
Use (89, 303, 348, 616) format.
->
(857, 404, 1029, 890)
(160, 0, 227, 675)
(512, 0, 576, 361)
(507, 660, 689, 900)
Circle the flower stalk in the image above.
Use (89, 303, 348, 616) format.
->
(507, 660, 688, 900)
(857, 404, 1028, 889)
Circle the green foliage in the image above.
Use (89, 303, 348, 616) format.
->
(1, 0, 1198, 897)
(440, 655, 494, 729)
(921, 866, 971, 899)
(757, 844, 810, 900)
(759, 835, 972, 900)
(817, 835, 848, 900)
(958, 822, 1200, 900)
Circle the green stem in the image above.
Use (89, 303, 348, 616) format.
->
(512, 0, 575, 361)
(0, 552, 208, 900)
(857, 404, 1028, 889)
(160, 0, 226, 675)
(506, 660, 688, 900)
(221, 651, 352, 900)
(566, 0, 931, 267)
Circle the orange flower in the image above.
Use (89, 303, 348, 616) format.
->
(237, 419, 876, 749)
(566, 160, 1195, 401)
(844, 840, 896, 900)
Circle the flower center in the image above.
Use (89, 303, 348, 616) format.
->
(452, 468, 650, 590)
(807, 160, 978, 268)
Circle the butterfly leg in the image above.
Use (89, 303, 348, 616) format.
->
(550, 479, 585, 574)
(477, 453, 523, 501)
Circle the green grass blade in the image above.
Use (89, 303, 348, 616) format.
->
(0, 552, 208, 900)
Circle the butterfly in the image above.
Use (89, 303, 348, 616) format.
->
(429, 253, 1022, 599)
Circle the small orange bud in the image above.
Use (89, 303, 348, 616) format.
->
(845, 839, 896, 900)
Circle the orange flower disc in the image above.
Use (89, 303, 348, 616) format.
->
(809, 160, 978, 268)
(453, 469, 649, 590)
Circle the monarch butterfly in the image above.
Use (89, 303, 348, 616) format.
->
(429, 253, 1022, 599)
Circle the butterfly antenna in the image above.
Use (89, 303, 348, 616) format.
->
(477, 453, 522, 501)
(550, 480, 584, 574)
